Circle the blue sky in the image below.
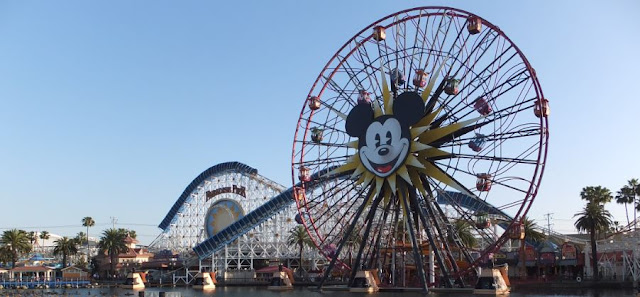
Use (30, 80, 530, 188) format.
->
(1, 1, 639, 244)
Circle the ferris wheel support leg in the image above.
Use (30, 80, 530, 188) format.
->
(409, 188, 454, 288)
(367, 197, 394, 270)
(318, 187, 377, 290)
(399, 182, 429, 293)
(348, 190, 385, 287)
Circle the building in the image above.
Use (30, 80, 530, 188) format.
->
(8, 266, 55, 282)
(61, 266, 89, 280)
(94, 235, 154, 278)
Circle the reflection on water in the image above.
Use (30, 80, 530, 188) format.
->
(0, 286, 636, 297)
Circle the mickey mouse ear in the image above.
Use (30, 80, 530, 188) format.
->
(393, 92, 424, 127)
(345, 103, 374, 138)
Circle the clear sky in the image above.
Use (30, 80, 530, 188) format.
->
(1, 1, 639, 245)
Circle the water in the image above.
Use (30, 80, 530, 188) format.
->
(2, 286, 636, 297)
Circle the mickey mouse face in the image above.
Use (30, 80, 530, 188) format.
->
(345, 91, 425, 178)
(359, 117, 409, 177)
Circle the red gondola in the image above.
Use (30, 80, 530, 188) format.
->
(299, 166, 311, 182)
(474, 97, 492, 116)
(413, 69, 428, 87)
(509, 222, 525, 240)
(476, 173, 492, 191)
(357, 90, 371, 104)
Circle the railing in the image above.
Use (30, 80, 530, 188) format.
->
(0, 277, 91, 288)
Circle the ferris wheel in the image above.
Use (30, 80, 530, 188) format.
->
(291, 7, 549, 288)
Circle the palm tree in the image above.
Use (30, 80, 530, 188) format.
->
(287, 226, 313, 277)
(517, 217, 545, 277)
(523, 217, 546, 242)
(615, 179, 638, 227)
(75, 232, 87, 245)
(28, 231, 37, 251)
(0, 245, 12, 266)
(82, 217, 95, 259)
(53, 237, 78, 268)
(0, 229, 31, 268)
(580, 186, 613, 204)
(117, 228, 137, 239)
(574, 202, 613, 281)
(97, 228, 128, 276)
(450, 219, 477, 249)
(39, 231, 50, 252)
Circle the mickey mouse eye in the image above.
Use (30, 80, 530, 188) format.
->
(385, 131, 392, 145)
(375, 134, 381, 147)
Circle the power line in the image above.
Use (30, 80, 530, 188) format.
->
(0, 223, 110, 230)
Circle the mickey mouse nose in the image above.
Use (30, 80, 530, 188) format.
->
(378, 148, 389, 156)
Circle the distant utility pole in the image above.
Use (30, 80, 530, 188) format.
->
(110, 217, 118, 229)
(543, 213, 554, 235)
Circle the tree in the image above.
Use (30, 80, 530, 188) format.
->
(116, 228, 137, 239)
(574, 201, 613, 281)
(518, 217, 545, 277)
(0, 245, 12, 266)
(39, 231, 50, 251)
(580, 186, 613, 204)
(449, 219, 477, 249)
(0, 229, 31, 268)
(287, 226, 313, 277)
(82, 217, 95, 259)
(523, 217, 546, 243)
(97, 228, 128, 276)
(615, 179, 638, 227)
(75, 232, 87, 245)
(28, 231, 37, 251)
(53, 237, 78, 269)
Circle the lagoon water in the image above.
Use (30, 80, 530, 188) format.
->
(5, 286, 636, 297)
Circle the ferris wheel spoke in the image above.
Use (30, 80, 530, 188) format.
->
(424, 180, 494, 245)
(433, 153, 540, 165)
(434, 48, 518, 118)
(397, 184, 429, 291)
(348, 190, 385, 286)
(433, 161, 530, 195)
(409, 185, 457, 286)
(318, 186, 377, 289)
(366, 197, 394, 269)
(426, 190, 475, 263)
(415, 190, 464, 285)
(306, 183, 366, 234)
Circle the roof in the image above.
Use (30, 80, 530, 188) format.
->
(124, 235, 139, 244)
(255, 265, 292, 274)
(61, 266, 88, 272)
(11, 266, 53, 272)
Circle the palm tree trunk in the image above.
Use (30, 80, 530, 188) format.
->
(624, 203, 630, 226)
(590, 225, 598, 281)
(520, 239, 526, 278)
(62, 253, 67, 269)
(110, 252, 116, 277)
(299, 243, 303, 277)
(11, 249, 17, 269)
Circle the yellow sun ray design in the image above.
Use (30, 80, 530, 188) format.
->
(380, 59, 392, 115)
(332, 64, 484, 207)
